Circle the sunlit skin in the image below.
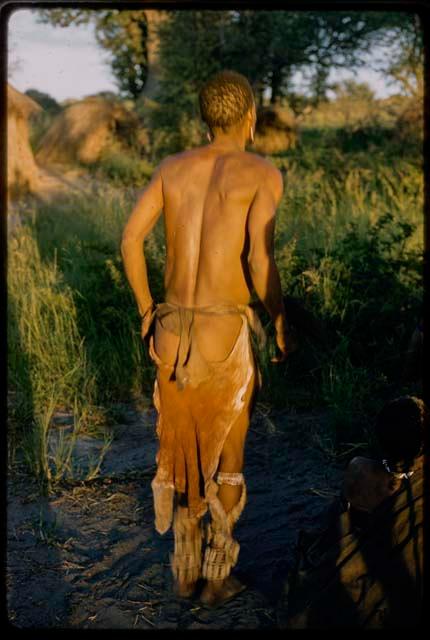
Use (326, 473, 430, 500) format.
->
(121, 100, 290, 601)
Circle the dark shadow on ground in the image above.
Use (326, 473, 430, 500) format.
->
(7, 406, 344, 629)
(277, 461, 424, 628)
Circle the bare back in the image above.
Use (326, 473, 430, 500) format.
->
(155, 145, 276, 363)
(162, 145, 267, 305)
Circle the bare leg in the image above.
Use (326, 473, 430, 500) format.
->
(200, 412, 249, 606)
(216, 421, 246, 512)
(171, 498, 203, 599)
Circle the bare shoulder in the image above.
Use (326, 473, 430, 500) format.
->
(244, 151, 283, 194)
(158, 147, 201, 173)
(156, 152, 180, 177)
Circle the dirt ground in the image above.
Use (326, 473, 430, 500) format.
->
(7, 405, 345, 629)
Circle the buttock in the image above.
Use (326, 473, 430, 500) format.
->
(153, 317, 180, 366)
(192, 313, 243, 362)
(153, 313, 244, 366)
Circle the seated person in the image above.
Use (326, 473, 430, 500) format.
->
(343, 395, 426, 516)
(278, 395, 426, 629)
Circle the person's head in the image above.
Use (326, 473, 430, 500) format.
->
(199, 70, 256, 142)
(375, 396, 427, 472)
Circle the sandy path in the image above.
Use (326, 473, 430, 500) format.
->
(7, 406, 343, 629)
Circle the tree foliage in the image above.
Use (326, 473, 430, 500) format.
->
(149, 10, 414, 152)
(378, 13, 424, 97)
(38, 9, 422, 105)
(36, 8, 423, 153)
(331, 80, 375, 102)
(25, 88, 61, 113)
(37, 9, 148, 100)
(153, 11, 409, 106)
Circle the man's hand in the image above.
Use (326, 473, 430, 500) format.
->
(271, 328, 288, 363)
(140, 302, 155, 341)
(271, 325, 298, 363)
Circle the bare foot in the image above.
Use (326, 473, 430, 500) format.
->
(173, 579, 197, 599)
(200, 575, 246, 607)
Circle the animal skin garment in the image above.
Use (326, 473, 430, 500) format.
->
(148, 302, 265, 534)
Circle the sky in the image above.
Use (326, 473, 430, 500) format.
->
(8, 8, 401, 103)
(7, 9, 116, 102)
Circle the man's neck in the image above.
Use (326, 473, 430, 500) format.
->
(210, 131, 246, 152)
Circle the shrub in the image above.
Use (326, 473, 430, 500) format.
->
(93, 148, 154, 186)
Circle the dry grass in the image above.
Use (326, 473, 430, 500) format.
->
(36, 97, 148, 167)
(7, 83, 42, 200)
(254, 104, 299, 154)
(8, 96, 423, 484)
(396, 95, 424, 141)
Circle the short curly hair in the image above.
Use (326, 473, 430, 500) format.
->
(199, 70, 255, 133)
(375, 395, 427, 471)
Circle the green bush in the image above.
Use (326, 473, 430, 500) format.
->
(29, 111, 57, 154)
(8, 125, 423, 480)
(93, 149, 154, 187)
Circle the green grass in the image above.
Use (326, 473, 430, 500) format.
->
(264, 135, 423, 448)
(90, 147, 154, 187)
(8, 125, 423, 482)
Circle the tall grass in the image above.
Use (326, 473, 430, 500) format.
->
(266, 139, 423, 446)
(8, 229, 95, 416)
(8, 128, 423, 482)
(25, 188, 164, 403)
(8, 227, 98, 486)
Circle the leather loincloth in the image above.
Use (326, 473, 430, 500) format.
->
(147, 302, 266, 534)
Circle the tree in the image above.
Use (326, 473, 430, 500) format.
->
(153, 10, 410, 108)
(379, 13, 423, 97)
(24, 89, 61, 113)
(142, 9, 423, 155)
(37, 9, 148, 100)
(331, 80, 375, 102)
(148, 11, 233, 154)
(36, 8, 423, 154)
(224, 11, 400, 104)
(308, 67, 331, 104)
(37, 9, 398, 105)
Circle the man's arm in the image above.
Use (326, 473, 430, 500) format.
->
(247, 164, 289, 361)
(121, 165, 164, 325)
